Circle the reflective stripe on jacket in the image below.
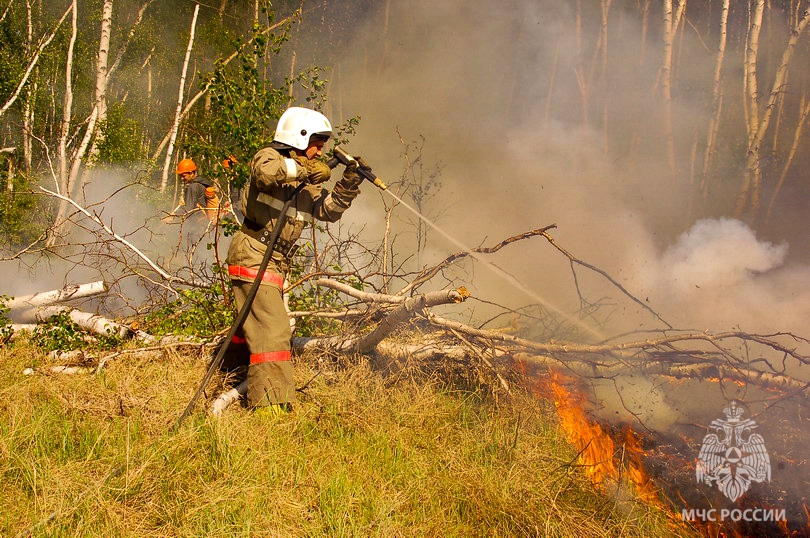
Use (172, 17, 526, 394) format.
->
(241, 146, 360, 247)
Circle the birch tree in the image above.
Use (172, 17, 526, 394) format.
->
(160, 3, 200, 192)
(736, 5, 810, 217)
(87, 0, 114, 162)
(700, 0, 730, 196)
(660, 0, 686, 176)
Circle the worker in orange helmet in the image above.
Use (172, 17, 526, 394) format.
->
(172, 158, 221, 227)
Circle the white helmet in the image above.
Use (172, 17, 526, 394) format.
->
(273, 107, 332, 150)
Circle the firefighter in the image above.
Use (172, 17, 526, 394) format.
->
(225, 107, 363, 416)
(174, 158, 220, 227)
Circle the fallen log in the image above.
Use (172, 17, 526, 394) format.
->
(210, 380, 246, 416)
(6, 281, 108, 310)
(297, 285, 469, 355)
(17, 306, 132, 339)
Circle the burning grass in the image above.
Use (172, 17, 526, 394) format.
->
(0, 338, 688, 537)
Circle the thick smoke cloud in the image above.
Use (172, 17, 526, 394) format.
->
(287, 0, 810, 345)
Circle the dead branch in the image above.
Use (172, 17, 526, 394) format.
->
(292, 285, 470, 356)
(535, 230, 672, 329)
(356, 287, 469, 353)
(210, 380, 246, 416)
(38, 186, 185, 286)
(316, 278, 405, 304)
(397, 225, 557, 297)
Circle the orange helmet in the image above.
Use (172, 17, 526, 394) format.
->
(176, 158, 197, 175)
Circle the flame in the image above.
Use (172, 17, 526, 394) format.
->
(549, 371, 617, 484)
(706, 377, 747, 387)
(532, 369, 801, 538)
(546, 371, 678, 515)
(805, 503, 809, 532)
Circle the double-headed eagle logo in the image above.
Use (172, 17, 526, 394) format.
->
(696, 401, 771, 502)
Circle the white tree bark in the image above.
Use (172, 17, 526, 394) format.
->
(87, 0, 114, 162)
(736, 5, 810, 216)
(744, 0, 766, 148)
(210, 381, 247, 416)
(0, 3, 72, 119)
(661, 0, 686, 175)
(18, 306, 131, 339)
(6, 281, 108, 310)
(700, 0, 729, 193)
(160, 3, 199, 192)
(766, 90, 810, 221)
(51, 0, 79, 245)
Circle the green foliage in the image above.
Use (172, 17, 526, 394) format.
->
(180, 16, 298, 187)
(0, 294, 11, 341)
(142, 275, 235, 337)
(94, 102, 145, 164)
(30, 311, 125, 352)
(31, 312, 87, 352)
(0, 159, 45, 248)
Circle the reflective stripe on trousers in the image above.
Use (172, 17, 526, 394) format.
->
(228, 264, 284, 288)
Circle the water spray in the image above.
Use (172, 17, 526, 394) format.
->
(329, 145, 601, 338)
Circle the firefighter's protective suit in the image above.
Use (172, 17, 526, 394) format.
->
(224, 143, 361, 408)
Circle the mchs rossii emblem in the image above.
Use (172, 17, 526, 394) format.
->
(696, 401, 771, 502)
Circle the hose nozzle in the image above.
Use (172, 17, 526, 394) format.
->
(326, 146, 387, 190)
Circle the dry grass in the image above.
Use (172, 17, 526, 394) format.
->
(0, 338, 693, 537)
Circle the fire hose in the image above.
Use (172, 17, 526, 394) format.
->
(174, 146, 385, 429)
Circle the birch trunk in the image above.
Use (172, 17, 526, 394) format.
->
(736, 5, 810, 216)
(766, 89, 810, 221)
(51, 0, 78, 245)
(22, 0, 34, 173)
(600, 0, 612, 155)
(0, 3, 72, 119)
(700, 0, 729, 196)
(661, 0, 686, 176)
(638, 0, 650, 67)
(6, 281, 108, 310)
(160, 4, 199, 192)
(18, 306, 132, 339)
(87, 0, 113, 162)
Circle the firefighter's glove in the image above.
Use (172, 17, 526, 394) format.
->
(342, 155, 369, 188)
(305, 158, 332, 185)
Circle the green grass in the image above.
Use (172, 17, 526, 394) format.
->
(0, 338, 693, 537)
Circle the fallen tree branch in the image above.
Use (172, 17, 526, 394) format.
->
(356, 288, 469, 353)
(535, 230, 672, 329)
(316, 278, 405, 304)
(7, 281, 108, 310)
(210, 380, 246, 416)
(17, 306, 133, 339)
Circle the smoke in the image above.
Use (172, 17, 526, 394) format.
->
(0, 167, 225, 317)
(627, 218, 810, 336)
(275, 0, 810, 344)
